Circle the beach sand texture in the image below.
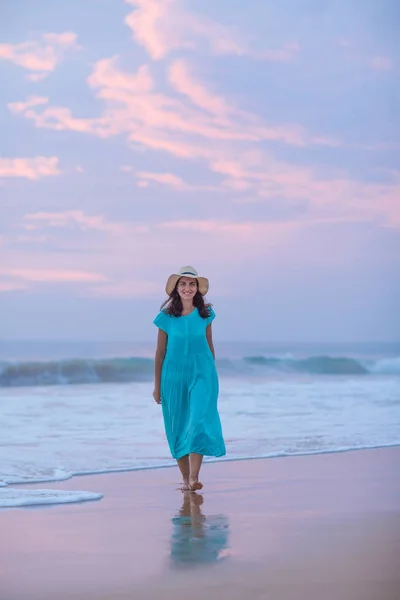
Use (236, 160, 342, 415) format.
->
(1, 447, 399, 600)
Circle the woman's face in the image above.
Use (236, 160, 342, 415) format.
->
(177, 277, 198, 301)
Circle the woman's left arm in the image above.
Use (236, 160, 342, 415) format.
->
(206, 324, 215, 359)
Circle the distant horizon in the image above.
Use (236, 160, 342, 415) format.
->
(1, 338, 399, 345)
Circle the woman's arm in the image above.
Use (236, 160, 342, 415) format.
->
(153, 329, 167, 403)
(206, 323, 215, 359)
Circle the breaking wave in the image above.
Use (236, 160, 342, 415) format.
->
(0, 357, 153, 387)
(0, 353, 398, 387)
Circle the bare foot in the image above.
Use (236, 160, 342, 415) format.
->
(189, 477, 203, 491)
(181, 479, 190, 491)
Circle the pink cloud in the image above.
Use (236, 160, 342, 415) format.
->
(0, 281, 27, 293)
(8, 96, 100, 134)
(158, 220, 244, 233)
(7, 215, 300, 296)
(6, 50, 397, 230)
(130, 131, 213, 159)
(157, 219, 292, 235)
(10, 57, 331, 154)
(0, 32, 78, 80)
(337, 40, 393, 73)
(365, 179, 400, 228)
(87, 58, 153, 93)
(124, 0, 299, 62)
(370, 56, 392, 71)
(222, 178, 252, 191)
(87, 280, 160, 298)
(9, 63, 214, 143)
(8, 96, 49, 112)
(27, 72, 49, 82)
(6, 203, 397, 300)
(210, 160, 249, 180)
(1, 268, 107, 283)
(4, 234, 48, 246)
(25, 106, 100, 134)
(136, 171, 186, 189)
(168, 59, 231, 115)
(124, 0, 174, 60)
(152, 220, 302, 267)
(135, 171, 218, 191)
(210, 156, 400, 227)
(24, 210, 148, 234)
(0, 157, 60, 180)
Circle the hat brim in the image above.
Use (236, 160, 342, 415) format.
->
(166, 274, 209, 296)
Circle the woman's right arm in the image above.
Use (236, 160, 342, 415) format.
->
(153, 329, 167, 404)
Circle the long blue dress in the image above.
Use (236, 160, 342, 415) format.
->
(153, 307, 226, 460)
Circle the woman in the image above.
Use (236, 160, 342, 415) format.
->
(153, 266, 226, 491)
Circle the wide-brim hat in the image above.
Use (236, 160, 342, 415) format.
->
(166, 266, 209, 296)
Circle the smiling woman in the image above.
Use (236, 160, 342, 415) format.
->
(153, 266, 226, 493)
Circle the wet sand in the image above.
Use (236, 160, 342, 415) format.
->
(1, 447, 399, 600)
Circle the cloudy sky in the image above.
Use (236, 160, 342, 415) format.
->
(1, 0, 399, 343)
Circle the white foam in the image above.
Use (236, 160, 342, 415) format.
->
(1, 376, 399, 491)
(0, 488, 103, 509)
(371, 356, 400, 375)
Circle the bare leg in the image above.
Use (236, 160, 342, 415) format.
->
(177, 455, 190, 490)
(189, 453, 204, 491)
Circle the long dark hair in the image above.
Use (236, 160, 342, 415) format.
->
(161, 279, 212, 318)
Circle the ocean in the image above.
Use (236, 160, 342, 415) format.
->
(1, 340, 399, 508)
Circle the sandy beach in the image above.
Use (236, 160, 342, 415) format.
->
(1, 447, 399, 600)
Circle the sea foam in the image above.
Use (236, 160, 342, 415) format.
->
(0, 488, 103, 509)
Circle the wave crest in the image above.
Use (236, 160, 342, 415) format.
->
(0, 357, 153, 387)
(244, 355, 368, 375)
(0, 354, 398, 387)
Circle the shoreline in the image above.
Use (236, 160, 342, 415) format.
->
(1, 446, 399, 599)
(3, 441, 400, 494)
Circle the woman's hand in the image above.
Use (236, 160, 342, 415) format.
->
(153, 388, 161, 404)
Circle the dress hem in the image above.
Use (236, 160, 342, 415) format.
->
(173, 450, 227, 460)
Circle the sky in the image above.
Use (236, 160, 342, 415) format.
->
(1, 0, 399, 343)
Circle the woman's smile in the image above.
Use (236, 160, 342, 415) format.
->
(178, 276, 198, 300)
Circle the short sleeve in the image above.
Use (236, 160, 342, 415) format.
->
(153, 310, 170, 334)
(206, 306, 216, 325)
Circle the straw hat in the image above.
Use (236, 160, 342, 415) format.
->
(166, 266, 209, 296)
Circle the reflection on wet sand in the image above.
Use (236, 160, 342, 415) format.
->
(170, 492, 230, 569)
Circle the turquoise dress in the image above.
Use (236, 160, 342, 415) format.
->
(153, 307, 226, 460)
